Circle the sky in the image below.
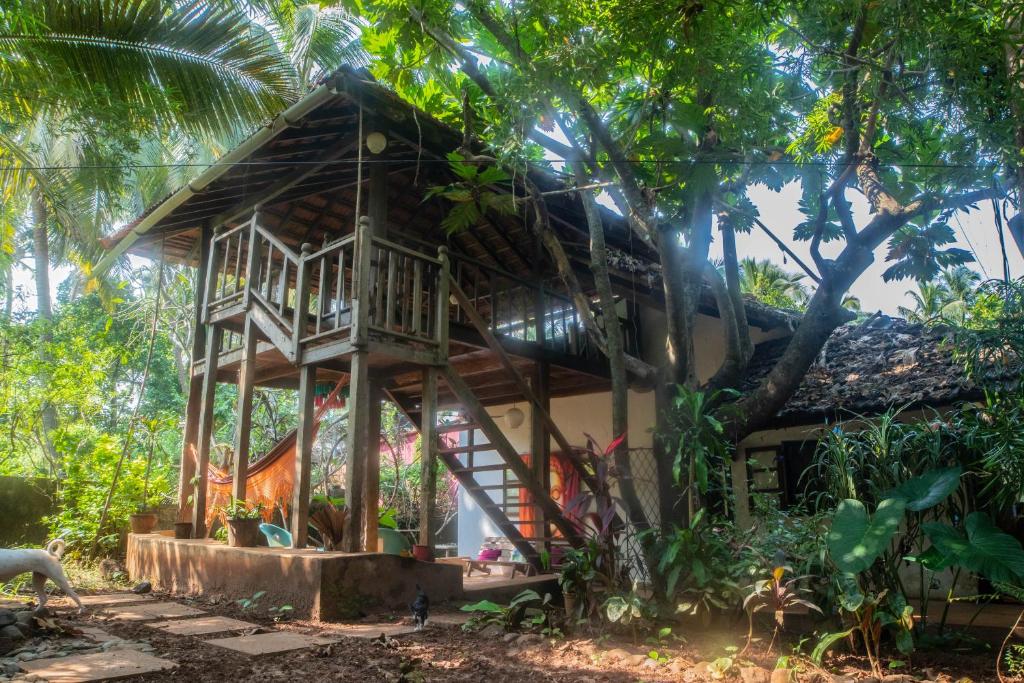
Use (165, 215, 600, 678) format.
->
(8, 178, 1022, 318)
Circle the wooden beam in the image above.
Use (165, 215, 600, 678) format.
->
(362, 379, 383, 551)
(530, 362, 551, 553)
(342, 349, 370, 551)
(231, 318, 257, 501)
(212, 137, 359, 228)
(178, 224, 212, 521)
(290, 364, 316, 547)
(192, 324, 223, 538)
(418, 367, 439, 548)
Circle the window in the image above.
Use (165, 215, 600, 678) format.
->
(746, 440, 820, 510)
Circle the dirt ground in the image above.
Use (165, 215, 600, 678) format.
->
(21, 588, 1005, 683)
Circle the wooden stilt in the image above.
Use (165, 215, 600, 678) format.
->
(191, 324, 223, 538)
(342, 350, 370, 551)
(418, 367, 439, 548)
(177, 223, 212, 521)
(231, 318, 257, 502)
(530, 362, 551, 551)
(290, 364, 316, 547)
(362, 379, 383, 551)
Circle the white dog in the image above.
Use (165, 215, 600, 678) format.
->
(0, 539, 83, 611)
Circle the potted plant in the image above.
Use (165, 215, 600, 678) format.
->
(558, 545, 595, 620)
(129, 505, 159, 534)
(220, 497, 265, 547)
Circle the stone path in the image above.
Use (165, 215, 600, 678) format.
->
(146, 616, 258, 636)
(204, 631, 338, 656)
(1, 595, 471, 681)
(19, 651, 175, 682)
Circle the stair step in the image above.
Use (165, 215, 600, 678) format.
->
(454, 464, 511, 474)
(436, 422, 481, 435)
(440, 443, 495, 455)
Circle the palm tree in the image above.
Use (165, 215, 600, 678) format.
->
(898, 267, 981, 324)
(738, 258, 810, 310)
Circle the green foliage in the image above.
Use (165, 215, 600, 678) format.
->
(1004, 644, 1024, 677)
(920, 512, 1024, 584)
(220, 497, 265, 520)
(460, 589, 555, 633)
(827, 498, 906, 575)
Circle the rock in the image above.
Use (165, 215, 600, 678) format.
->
(740, 666, 772, 683)
(131, 581, 152, 595)
(502, 632, 519, 643)
(861, 677, 880, 683)
(0, 638, 13, 657)
(668, 660, 686, 674)
(478, 624, 504, 639)
(603, 648, 632, 662)
(832, 676, 857, 683)
(515, 634, 543, 647)
(883, 676, 916, 683)
(642, 657, 661, 669)
(772, 669, 795, 683)
(0, 628, 21, 643)
(0, 612, 14, 628)
(626, 654, 648, 667)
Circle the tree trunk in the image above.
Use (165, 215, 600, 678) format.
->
(32, 189, 59, 466)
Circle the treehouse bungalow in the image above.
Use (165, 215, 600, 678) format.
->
(99, 67, 794, 617)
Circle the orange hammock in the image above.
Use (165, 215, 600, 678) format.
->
(202, 379, 348, 535)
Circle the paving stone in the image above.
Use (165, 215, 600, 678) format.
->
(147, 616, 259, 636)
(19, 649, 176, 682)
(76, 626, 122, 643)
(329, 623, 418, 639)
(204, 631, 337, 656)
(76, 594, 153, 607)
(102, 602, 205, 621)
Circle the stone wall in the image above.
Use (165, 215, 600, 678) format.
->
(0, 477, 55, 547)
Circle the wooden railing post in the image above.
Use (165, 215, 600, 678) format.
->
(200, 223, 220, 324)
(352, 216, 374, 347)
(435, 246, 450, 362)
(242, 209, 261, 310)
(293, 242, 313, 361)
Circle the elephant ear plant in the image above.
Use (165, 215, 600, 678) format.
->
(814, 467, 963, 674)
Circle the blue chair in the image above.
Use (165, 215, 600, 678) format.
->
(259, 523, 292, 548)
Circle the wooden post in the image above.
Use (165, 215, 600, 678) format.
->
(362, 379, 383, 551)
(191, 324, 223, 538)
(290, 364, 317, 547)
(342, 350, 370, 551)
(352, 217, 373, 347)
(418, 367, 439, 548)
(530, 362, 551, 551)
(242, 208, 261, 310)
(435, 246, 450, 362)
(231, 317, 257, 502)
(178, 223, 212, 519)
(293, 243, 313, 360)
(369, 154, 389, 239)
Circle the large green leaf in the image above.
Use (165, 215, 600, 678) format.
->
(923, 513, 1024, 584)
(828, 498, 906, 574)
(887, 467, 962, 512)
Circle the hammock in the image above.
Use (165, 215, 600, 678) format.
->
(203, 379, 348, 534)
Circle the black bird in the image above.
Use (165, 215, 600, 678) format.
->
(410, 584, 429, 631)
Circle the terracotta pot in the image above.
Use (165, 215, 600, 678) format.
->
(563, 591, 578, 619)
(412, 544, 434, 562)
(174, 522, 193, 539)
(227, 518, 261, 547)
(129, 513, 158, 534)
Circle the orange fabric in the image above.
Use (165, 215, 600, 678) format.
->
(517, 451, 580, 539)
(202, 379, 347, 535)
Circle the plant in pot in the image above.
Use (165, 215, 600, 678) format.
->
(129, 503, 159, 534)
(220, 498, 265, 547)
(558, 543, 598, 622)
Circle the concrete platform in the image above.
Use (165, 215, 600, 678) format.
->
(126, 533, 463, 621)
(463, 572, 559, 604)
